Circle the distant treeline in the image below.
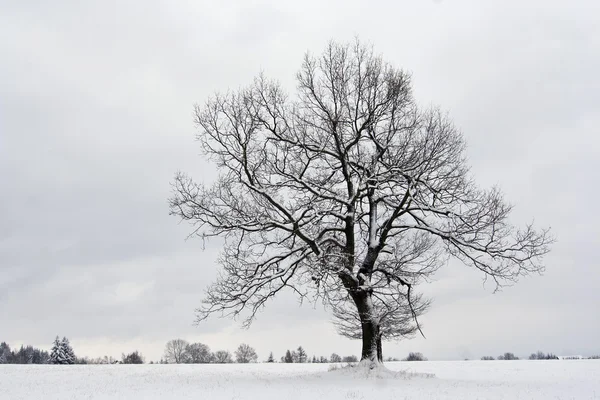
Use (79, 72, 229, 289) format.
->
(278, 346, 357, 364)
(158, 339, 359, 364)
(2, 339, 598, 365)
(480, 352, 600, 361)
(0, 342, 49, 364)
(0, 338, 144, 365)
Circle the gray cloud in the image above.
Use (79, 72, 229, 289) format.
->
(1, 0, 598, 361)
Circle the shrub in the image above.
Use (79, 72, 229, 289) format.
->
(342, 355, 358, 363)
(403, 352, 427, 361)
(529, 351, 558, 360)
(122, 351, 144, 364)
(498, 352, 518, 360)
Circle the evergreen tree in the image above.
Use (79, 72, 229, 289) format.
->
(283, 349, 294, 363)
(15, 345, 35, 364)
(61, 337, 76, 364)
(49, 336, 65, 364)
(267, 352, 274, 363)
(0, 342, 10, 364)
(296, 346, 307, 363)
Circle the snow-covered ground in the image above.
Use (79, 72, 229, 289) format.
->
(1, 360, 599, 399)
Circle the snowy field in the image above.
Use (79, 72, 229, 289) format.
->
(1, 360, 599, 399)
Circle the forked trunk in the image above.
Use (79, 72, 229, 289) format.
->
(352, 290, 383, 365)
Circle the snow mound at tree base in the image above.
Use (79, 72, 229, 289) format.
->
(327, 361, 436, 380)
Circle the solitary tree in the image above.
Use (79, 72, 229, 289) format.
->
(235, 343, 258, 363)
(164, 339, 190, 364)
(267, 352, 275, 363)
(170, 40, 552, 367)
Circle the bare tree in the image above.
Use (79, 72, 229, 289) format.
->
(234, 343, 258, 363)
(164, 339, 189, 364)
(213, 350, 233, 364)
(170, 39, 552, 367)
(186, 343, 212, 363)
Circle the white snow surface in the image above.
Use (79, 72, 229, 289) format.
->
(1, 360, 599, 399)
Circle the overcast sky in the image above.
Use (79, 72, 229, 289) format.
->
(1, 0, 599, 362)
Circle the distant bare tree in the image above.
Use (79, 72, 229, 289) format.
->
(170, 39, 553, 366)
(186, 343, 212, 363)
(164, 339, 189, 364)
(234, 343, 258, 363)
(88, 355, 119, 364)
(213, 350, 233, 364)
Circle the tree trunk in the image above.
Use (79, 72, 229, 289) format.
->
(352, 290, 383, 365)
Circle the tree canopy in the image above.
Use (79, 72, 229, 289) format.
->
(170, 39, 552, 365)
